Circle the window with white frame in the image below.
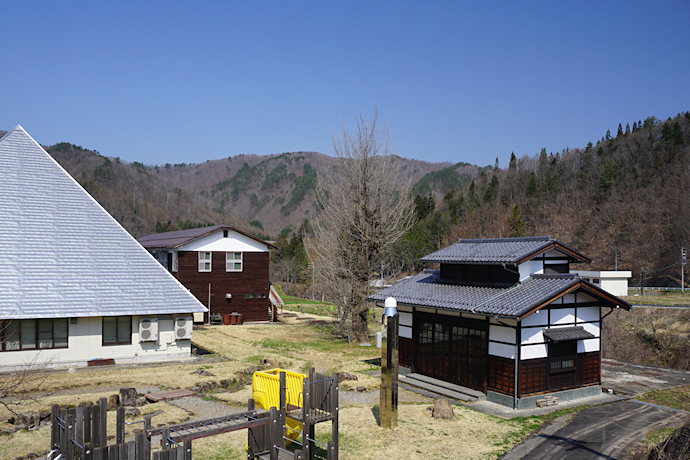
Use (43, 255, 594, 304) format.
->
(172, 251, 178, 272)
(198, 252, 212, 272)
(226, 252, 243, 272)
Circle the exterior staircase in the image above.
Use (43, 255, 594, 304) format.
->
(400, 373, 486, 402)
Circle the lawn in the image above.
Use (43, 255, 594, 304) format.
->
(1, 313, 542, 460)
(622, 289, 690, 306)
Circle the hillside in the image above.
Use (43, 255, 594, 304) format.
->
(45, 144, 457, 238)
(400, 112, 690, 286)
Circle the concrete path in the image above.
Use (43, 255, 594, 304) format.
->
(503, 400, 688, 459)
(602, 359, 690, 396)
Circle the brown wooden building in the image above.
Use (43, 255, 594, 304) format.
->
(368, 237, 631, 409)
(139, 226, 275, 323)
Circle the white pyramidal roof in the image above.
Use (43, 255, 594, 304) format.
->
(0, 126, 207, 319)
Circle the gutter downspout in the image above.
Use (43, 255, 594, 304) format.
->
(514, 326, 519, 410)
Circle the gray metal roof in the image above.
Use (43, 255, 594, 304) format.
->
(367, 271, 627, 318)
(542, 326, 595, 342)
(420, 236, 590, 264)
(0, 126, 207, 319)
(138, 225, 274, 249)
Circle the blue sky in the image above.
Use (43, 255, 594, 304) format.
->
(2, 1, 688, 167)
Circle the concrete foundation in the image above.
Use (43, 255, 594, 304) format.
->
(487, 385, 602, 410)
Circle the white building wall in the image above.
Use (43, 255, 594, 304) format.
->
(0, 315, 193, 370)
(181, 230, 269, 253)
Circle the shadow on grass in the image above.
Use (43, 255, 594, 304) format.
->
(364, 357, 381, 366)
(371, 405, 381, 426)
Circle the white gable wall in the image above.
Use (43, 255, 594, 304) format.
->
(180, 230, 270, 253)
(0, 315, 192, 370)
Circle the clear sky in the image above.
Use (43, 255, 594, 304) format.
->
(2, 1, 688, 167)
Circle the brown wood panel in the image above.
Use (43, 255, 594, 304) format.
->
(487, 355, 514, 396)
(576, 352, 600, 385)
(399, 336, 414, 368)
(177, 251, 270, 322)
(519, 358, 548, 396)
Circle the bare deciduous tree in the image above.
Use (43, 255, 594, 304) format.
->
(310, 111, 414, 343)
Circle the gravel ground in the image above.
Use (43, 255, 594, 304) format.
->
(340, 387, 433, 406)
(165, 396, 247, 420)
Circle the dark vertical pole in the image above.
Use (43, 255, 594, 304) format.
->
(136, 432, 147, 460)
(161, 427, 171, 452)
(331, 374, 339, 458)
(127, 441, 136, 460)
(279, 372, 286, 411)
(51, 404, 60, 451)
(301, 376, 310, 460)
(248, 398, 255, 412)
(76, 406, 84, 448)
(183, 439, 192, 460)
(84, 441, 93, 460)
(380, 297, 399, 429)
(269, 407, 278, 460)
(144, 415, 152, 460)
(640, 267, 645, 296)
(92, 407, 101, 448)
(66, 412, 75, 460)
(116, 407, 125, 445)
(99, 397, 108, 448)
(84, 404, 92, 445)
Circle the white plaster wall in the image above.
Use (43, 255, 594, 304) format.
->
(522, 311, 548, 327)
(521, 344, 547, 359)
(0, 315, 192, 370)
(579, 321, 600, 337)
(601, 279, 628, 297)
(181, 230, 269, 253)
(550, 308, 576, 325)
(519, 260, 543, 280)
(489, 325, 516, 344)
(399, 312, 413, 327)
(562, 293, 576, 304)
(578, 338, 600, 353)
(489, 342, 516, 359)
(576, 306, 600, 323)
(399, 325, 412, 339)
(521, 327, 544, 345)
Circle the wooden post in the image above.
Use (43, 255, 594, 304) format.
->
(269, 407, 278, 460)
(109, 443, 118, 460)
(183, 439, 192, 460)
(127, 441, 136, 460)
(116, 407, 125, 445)
(84, 441, 93, 460)
(92, 406, 101, 448)
(279, 372, 286, 412)
(99, 397, 108, 448)
(51, 404, 60, 451)
(326, 441, 335, 460)
(65, 412, 75, 460)
(144, 415, 152, 460)
(93, 446, 105, 460)
(161, 427, 171, 451)
(76, 406, 84, 447)
(301, 376, 310, 460)
(152, 451, 161, 460)
(293, 450, 302, 459)
(331, 373, 339, 459)
(84, 404, 93, 445)
(136, 431, 147, 460)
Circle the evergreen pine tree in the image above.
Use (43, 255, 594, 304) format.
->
(625, 123, 630, 135)
(507, 204, 526, 237)
(617, 123, 623, 137)
(508, 152, 517, 170)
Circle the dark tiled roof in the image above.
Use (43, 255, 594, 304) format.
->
(543, 326, 595, 342)
(420, 236, 589, 264)
(138, 225, 274, 249)
(367, 271, 583, 318)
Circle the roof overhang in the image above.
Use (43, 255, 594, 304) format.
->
(516, 242, 591, 265)
(543, 326, 595, 342)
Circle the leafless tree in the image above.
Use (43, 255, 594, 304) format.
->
(309, 111, 414, 343)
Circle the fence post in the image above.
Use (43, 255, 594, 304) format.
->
(135, 431, 147, 460)
(76, 406, 84, 448)
(51, 404, 60, 451)
(93, 445, 105, 460)
(65, 412, 75, 460)
(279, 372, 286, 411)
(144, 415, 152, 460)
(84, 404, 93, 445)
(161, 427, 171, 452)
(92, 406, 101, 448)
(269, 407, 278, 460)
(117, 407, 125, 445)
(84, 441, 93, 460)
(99, 397, 108, 448)
(127, 441, 136, 460)
(331, 373, 339, 459)
(183, 439, 192, 460)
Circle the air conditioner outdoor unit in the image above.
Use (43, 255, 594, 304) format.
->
(139, 318, 159, 342)
(174, 316, 193, 340)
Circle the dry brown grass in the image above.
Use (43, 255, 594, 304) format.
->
(0, 314, 536, 459)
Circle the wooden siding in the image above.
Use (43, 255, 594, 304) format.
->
(399, 336, 414, 368)
(487, 355, 514, 396)
(518, 351, 600, 396)
(176, 251, 270, 322)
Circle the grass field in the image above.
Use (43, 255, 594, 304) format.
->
(0, 310, 546, 460)
(623, 289, 690, 306)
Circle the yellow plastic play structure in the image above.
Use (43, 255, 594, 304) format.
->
(252, 368, 305, 442)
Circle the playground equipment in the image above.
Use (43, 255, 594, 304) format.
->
(48, 368, 339, 459)
(252, 368, 305, 442)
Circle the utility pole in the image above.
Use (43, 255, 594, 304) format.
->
(615, 253, 618, 271)
(640, 267, 644, 296)
(682, 247, 687, 293)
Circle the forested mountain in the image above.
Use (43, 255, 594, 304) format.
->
(9, 111, 688, 287)
(44, 143, 458, 238)
(399, 112, 690, 286)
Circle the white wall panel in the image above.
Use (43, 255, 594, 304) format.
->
(576, 306, 600, 323)
(578, 338, 600, 353)
(522, 311, 548, 327)
(399, 325, 412, 339)
(399, 312, 413, 327)
(397, 305, 413, 313)
(550, 308, 575, 325)
(521, 344, 547, 359)
(520, 327, 544, 344)
(489, 325, 516, 344)
(580, 321, 600, 337)
(519, 260, 542, 280)
(562, 293, 576, 304)
(489, 342, 516, 359)
(182, 231, 269, 252)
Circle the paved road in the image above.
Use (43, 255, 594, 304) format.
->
(509, 400, 688, 460)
